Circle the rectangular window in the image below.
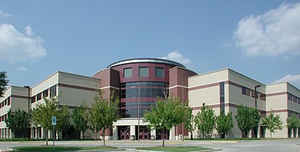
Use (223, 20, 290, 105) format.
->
(7, 98, 10, 106)
(31, 96, 36, 103)
(288, 94, 292, 101)
(260, 94, 266, 101)
(242, 87, 246, 95)
(50, 85, 57, 98)
(37, 93, 42, 101)
(220, 82, 225, 114)
(139, 67, 149, 77)
(155, 67, 165, 78)
(123, 68, 133, 78)
(43, 89, 48, 97)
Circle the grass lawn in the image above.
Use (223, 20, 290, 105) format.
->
(136, 146, 214, 152)
(12, 146, 119, 152)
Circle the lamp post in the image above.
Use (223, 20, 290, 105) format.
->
(254, 85, 261, 138)
(254, 85, 261, 109)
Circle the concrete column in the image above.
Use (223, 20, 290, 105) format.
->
(151, 129, 156, 140)
(112, 126, 118, 140)
(257, 126, 261, 138)
(170, 127, 176, 140)
(130, 125, 135, 140)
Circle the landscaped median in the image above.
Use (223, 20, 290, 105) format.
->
(11, 146, 120, 152)
(135, 146, 215, 152)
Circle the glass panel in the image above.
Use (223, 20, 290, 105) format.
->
(124, 68, 132, 78)
(155, 67, 164, 78)
(139, 67, 149, 77)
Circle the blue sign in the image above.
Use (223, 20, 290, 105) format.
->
(52, 116, 56, 126)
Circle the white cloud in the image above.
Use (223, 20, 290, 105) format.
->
(24, 25, 33, 36)
(0, 24, 47, 63)
(273, 74, 300, 87)
(0, 10, 11, 17)
(234, 3, 300, 56)
(16, 66, 28, 72)
(162, 50, 191, 65)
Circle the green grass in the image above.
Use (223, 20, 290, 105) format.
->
(12, 146, 119, 152)
(136, 146, 213, 152)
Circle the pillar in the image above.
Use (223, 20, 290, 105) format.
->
(151, 129, 156, 140)
(130, 125, 135, 140)
(113, 126, 118, 140)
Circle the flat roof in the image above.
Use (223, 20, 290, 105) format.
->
(107, 58, 186, 68)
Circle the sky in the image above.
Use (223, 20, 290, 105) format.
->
(0, 0, 300, 88)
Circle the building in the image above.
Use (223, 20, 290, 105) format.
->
(0, 58, 299, 139)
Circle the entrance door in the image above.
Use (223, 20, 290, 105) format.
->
(156, 128, 169, 140)
(135, 126, 150, 140)
(118, 126, 130, 140)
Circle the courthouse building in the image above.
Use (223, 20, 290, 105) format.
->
(0, 58, 299, 139)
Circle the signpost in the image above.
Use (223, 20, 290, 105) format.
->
(52, 116, 56, 147)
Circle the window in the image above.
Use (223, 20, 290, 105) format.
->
(242, 87, 246, 95)
(43, 89, 48, 97)
(288, 94, 292, 101)
(37, 93, 42, 101)
(50, 85, 57, 98)
(155, 67, 164, 78)
(7, 97, 10, 106)
(260, 94, 266, 101)
(139, 67, 149, 77)
(219, 82, 225, 114)
(123, 68, 133, 78)
(31, 96, 36, 103)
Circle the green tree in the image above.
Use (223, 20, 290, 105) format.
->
(261, 113, 282, 138)
(72, 105, 89, 139)
(183, 106, 195, 140)
(235, 105, 261, 138)
(194, 104, 215, 139)
(5, 110, 31, 138)
(32, 97, 59, 145)
(287, 114, 299, 138)
(56, 105, 71, 138)
(144, 97, 186, 147)
(0, 72, 8, 97)
(89, 92, 119, 146)
(215, 112, 233, 138)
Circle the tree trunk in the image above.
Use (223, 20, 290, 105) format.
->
(162, 128, 166, 147)
(190, 132, 193, 140)
(102, 129, 106, 146)
(45, 129, 48, 146)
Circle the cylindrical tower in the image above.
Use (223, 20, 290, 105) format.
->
(107, 58, 185, 118)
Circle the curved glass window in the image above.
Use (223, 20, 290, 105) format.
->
(120, 82, 168, 98)
(120, 101, 156, 118)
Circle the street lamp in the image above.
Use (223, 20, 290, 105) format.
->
(254, 85, 261, 109)
(253, 85, 261, 138)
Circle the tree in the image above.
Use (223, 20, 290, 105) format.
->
(72, 105, 89, 139)
(56, 105, 71, 138)
(235, 105, 261, 138)
(89, 92, 119, 146)
(183, 106, 195, 140)
(194, 104, 215, 139)
(0, 72, 8, 97)
(261, 113, 282, 138)
(32, 97, 59, 145)
(144, 97, 186, 147)
(5, 110, 31, 138)
(215, 112, 233, 138)
(287, 114, 300, 138)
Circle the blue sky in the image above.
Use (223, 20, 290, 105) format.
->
(0, 0, 300, 88)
